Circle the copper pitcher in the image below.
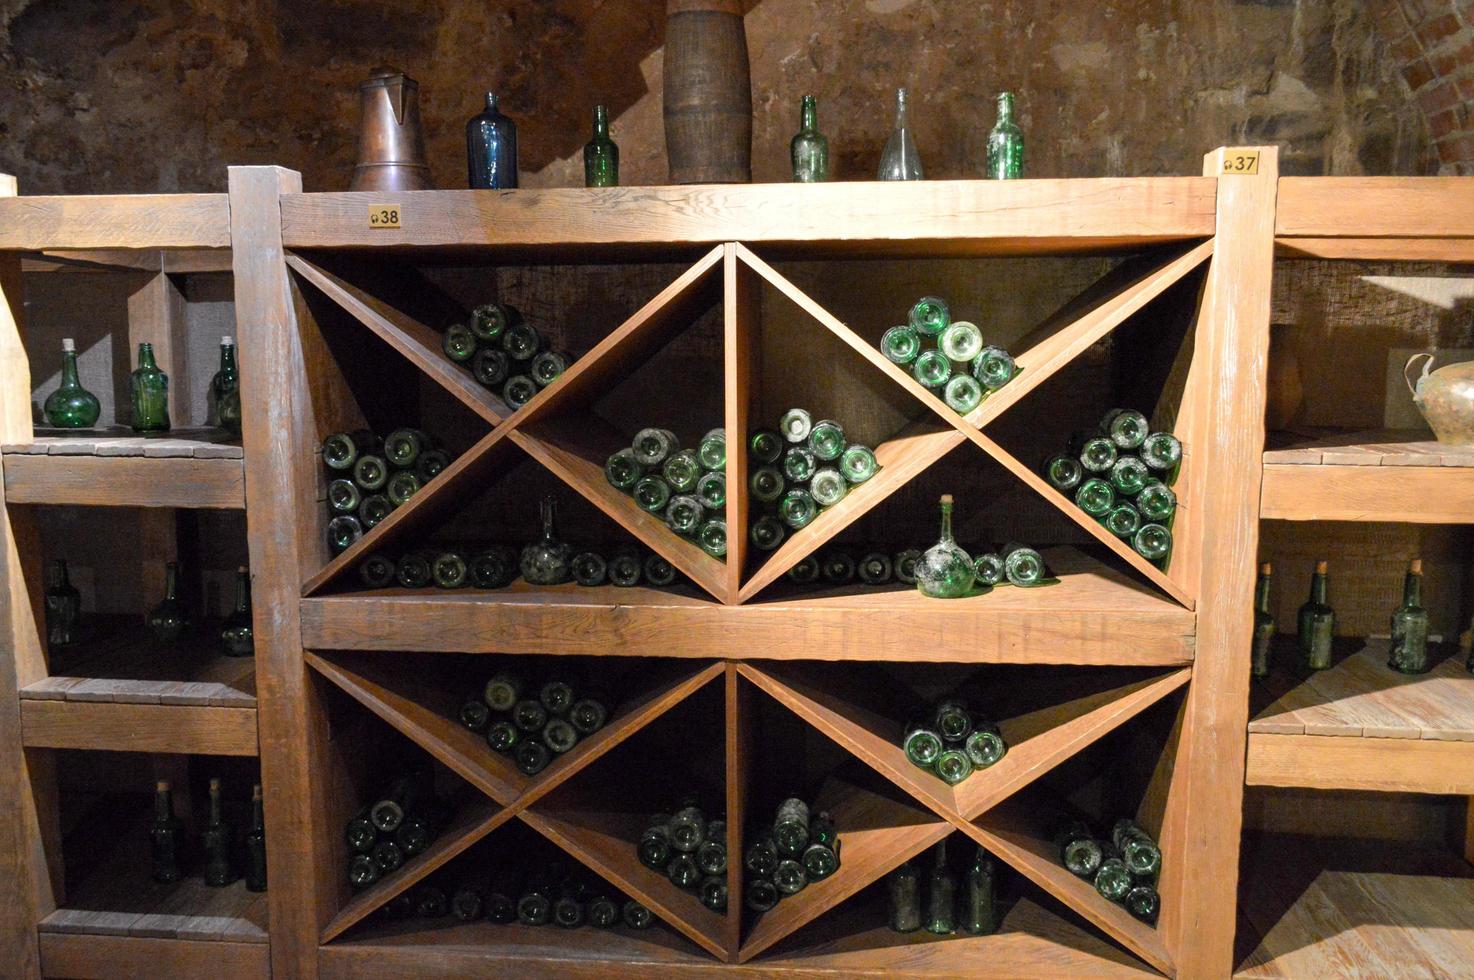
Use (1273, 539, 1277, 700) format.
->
(350, 67, 433, 191)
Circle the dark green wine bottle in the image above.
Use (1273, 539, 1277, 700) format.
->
(501, 321, 542, 361)
(857, 552, 892, 585)
(972, 551, 1005, 587)
(515, 739, 551, 776)
(888, 860, 922, 932)
(925, 841, 955, 934)
(893, 548, 921, 584)
(1297, 560, 1335, 670)
(903, 722, 943, 770)
(347, 853, 380, 889)
(345, 806, 377, 854)
(471, 302, 517, 344)
(962, 846, 997, 935)
(451, 882, 485, 921)
(245, 783, 268, 892)
(786, 554, 820, 584)
(386, 470, 421, 508)
(1045, 453, 1083, 492)
(356, 494, 392, 530)
(553, 882, 586, 927)
(203, 777, 234, 886)
(934, 700, 973, 742)
(1002, 545, 1046, 587)
(572, 551, 607, 587)
(699, 875, 728, 912)
(130, 342, 170, 432)
(1112, 818, 1162, 879)
(486, 719, 520, 754)
(43, 559, 81, 648)
(773, 798, 810, 856)
(414, 884, 448, 918)
(416, 448, 451, 482)
(383, 428, 426, 469)
(1094, 854, 1132, 902)
(372, 837, 404, 873)
(1126, 884, 1160, 923)
(585, 104, 620, 186)
(934, 748, 972, 785)
(569, 695, 607, 734)
(608, 548, 642, 587)
(801, 821, 840, 881)
(395, 552, 433, 590)
(473, 347, 510, 389)
(458, 697, 491, 732)
(487, 879, 518, 923)
(512, 698, 548, 733)
(1059, 822, 1102, 878)
(773, 857, 808, 895)
(369, 776, 424, 834)
(696, 827, 728, 876)
(531, 351, 569, 388)
(322, 430, 375, 472)
(327, 478, 361, 515)
(221, 567, 254, 656)
(748, 429, 782, 464)
(644, 553, 677, 586)
(543, 717, 578, 754)
(469, 546, 517, 589)
(821, 551, 856, 586)
(1251, 562, 1275, 680)
(146, 561, 188, 644)
(504, 374, 538, 409)
(1388, 558, 1431, 674)
(750, 515, 785, 552)
(663, 449, 702, 493)
(639, 819, 672, 870)
(965, 724, 1007, 769)
(443, 323, 477, 363)
(668, 804, 707, 853)
(745, 878, 779, 912)
(587, 893, 619, 928)
(622, 900, 653, 928)
(150, 780, 184, 884)
(353, 454, 388, 493)
(431, 550, 467, 589)
(517, 877, 553, 925)
(358, 553, 395, 589)
(667, 852, 701, 890)
(744, 836, 779, 878)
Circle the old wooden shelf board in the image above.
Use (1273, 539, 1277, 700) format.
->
(0, 193, 231, 251)
(1261, 428, 1474, 523)
(1246, 640, 1474, 794)
(2, 428, 245, 508)
(1275, 177, 1474, 262)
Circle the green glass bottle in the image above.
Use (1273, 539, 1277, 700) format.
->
(773, 857, 808, 895)
(783, 446, 817, 483)
(632, 427, 679, 467)
(696, 471, 726, 510)
(210, 337, 242, 435)
(699, 519, 727, 558)
(750, 466, 785, 504)
(515, 739, 551, 775)
(1251, 562, 1275, 680)
(909, 296, 949, 337)
(451, 883, 485, 922)
(1104, 408, 1149, 450)
(698, 823, 728, 875)
(622, 899, 654, 928)
(749, 429, 783, 464)
(44, 339, 101, 428)
(443, 323, 477, 363)
(822, 551, 856, 585)
(858, 552, 892, 585)
(605, 448, 644, 490)
(1094, 854, 1132, 903)
(150, 780, 184, 883)
(513, 698, 549, 733)
(608, 548, 642, 587)
(1297, 560, 1334, 670)
(147, 561, 188, 643)
(473, 347, 509, 389)
(1074, 478, 1115, 518)
(934, 700, 972, 742)
(663, 449, 702, 493)
(809, 420, 846, 461)
(486, 719, 520, 753)
(543, 717, 578, 753)
(394, 551, 431, 589)
(888, 860, 922, 932)
(583, 104, 619, 187)
(569, 695, 607, 734)
(790, 94, 830, 182)
(744, 836, 779, 878)
(745, 879, 779, 913)
(383, 428, 424, 469)
(916, 495, 974, 598)
(773, 797, 811, 856)
(459, 697, 491, 732)
(786, 554, 819, 583)
(130, 342, 170, 432)
(487, 882, 519, 923)
(668, 803, 708, 853)
(1136, 480, 1177, 522)
(986, 92, 1024, 179)
(347, 853, 379, 889)
(352, 453, 388, 492)
(470, 546, 517, 589)
(665, 495, 705, 537)
(962, 846, 998, 935)
(520, 496, 573, 585)
(221, 566, 254, 656)
(43, 559, 81, 648)
(517, 878, 553, 925)
(1133, 523, 1172, 563)
(779, 408, 813, 444)
(322, 430, 374, 472)
(502, 321, 543, 361)
(1104, 503, 1142, 539)
(1045, 454, 1082, 492)
(810, 467, 848, 507)
(903, 722, 943, 769)
(357, 494, 392, 529)
(972, 346, 1016, 391)
(940, 321, 984, 363)
(531, 350, 568, 388)
(801, 826, 840, 880)
(327, 478, 361, 515)
(779, 488, 817, 530)
(912, 349, 952, 389)
(750, 515, 785, 552)
(471, 302, 516, 344)
(634, 474, 672, 513)
(639, 821, 672, 871)
(1141, 432, 1182, 473)
(882, 324, 921, 365)
(245, 783, 268, 892)
(1112, 818, 1162, 879)
(1003, 545, 1046, 586)
(926, 841, 955, 934)
(345, 806, 376, 854)
(667, 852, 701, 890)
(572, 550, 608, 587)
(965, 724, 1007, 768)
(972, 551, 1004, 587)
(1059, 822, 1103, 878)
(1126, 884, 1160, 923)
(840, 444, 878, 484)
(699, 875, 728, 912)
(698, 428, 726, 470)
(503, 374, 538, 409)
(1110, 456, 1150, 496)
(203, 777, 234, 886)
(934, 748, 972, 784)
(945, 374, 984, 414)
(1079, 436, 1117, 473)
(1388, 558, 1431, 674)
(328, 515, 364, 554)
(432, 550, 468, 589)
(541, 678, 574, 716)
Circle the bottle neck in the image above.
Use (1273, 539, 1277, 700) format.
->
(1403, 571, 1422, 607)
(996, 92, 1015, 123)
(1254, 572, 1272, 612)
(486, 92, 499, 113)
(252, 792, 265, 830)
(541, 499, 557, 541)
(209, 787, 223, 825)
(235, 571, 251, 613)
(137, 344, 158, 371)
(46, 560, 66, 590)
(154, 787, 173, 822)
(593, 105, 609, 137)
(1309, 571, 1327, 605)
(800, 97, 817, 132)
(219, 343, 238, 376)
(894, 90, 909, 129)
(163, 563, 179, 600)
(60, 349, 81, 388)
(938, 502, 954, 545)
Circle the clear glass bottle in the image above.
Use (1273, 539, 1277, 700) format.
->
(583, 104, 619, 188)
(1388, 558, 1430, 674)
(147, 561, 188, 643)
(1251, 562, 1275, 679)
(925, 840, 955, 934)
(916, 495, 974, 598)
(519, 496, 573, 585)
(790, 95, 830, 182)
(43, 339, 100, 429)
(878, 88, 923, 180)
(210, 336, 242, 435)
(985, 91, 1024, 180)
(939, 321, 983, 363)
(962, 846, 998, 934)
(467, 92, 518, 189)
(130, 342, 170, 433)
(43, 558, 81, 648)
(888, 860, 922, 932)
(1297, 560, 1335, 670)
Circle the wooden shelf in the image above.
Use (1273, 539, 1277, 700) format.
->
(300, 547, 1194, 664)
(1275, 177, 1474, 262)
(1247, 640, 1474, 794)
(277, 180, 1217, 258)
(1261, 428, 1474, 523)
(0, 193, 231, 251)
(1, 428, 245, 508)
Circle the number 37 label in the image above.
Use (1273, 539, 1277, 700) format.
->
(1216, 151, 1260, 175)
(368, 205, 401, 229)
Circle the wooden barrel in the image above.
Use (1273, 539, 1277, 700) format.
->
(663, 0, 752, 184)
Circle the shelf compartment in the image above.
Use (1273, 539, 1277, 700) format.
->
(0, 192, 231, 251)
(2, 429, 245, 508)
(1261, 428, 1474, 523)
(300, 547, 1195, 663)
(1247, 640, 1474, 794)
(1274, 177, 1474, 262)
(306, 650, 725, 811)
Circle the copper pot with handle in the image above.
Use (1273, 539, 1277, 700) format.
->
(1405, 352, 1474, 445)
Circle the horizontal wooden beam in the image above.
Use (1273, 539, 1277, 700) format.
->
(0, 195, 230, 251)
(1261, 463, 1474, 523)
(2, 455, 245, 508)
(20, 700, 258, 756)
(1275, 177, 1474, 262)
(39, 932, 268, 980)
(1246, 732, 1474, 794)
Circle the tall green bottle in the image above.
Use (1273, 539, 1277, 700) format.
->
(583, 105, 619, 187)
(150, 780, 184, 883)
(790, 95, 830, 182)
(1297, 560, 1335, 670)
(210, 336, 242, 435)
(130, 342, 170, 432)
(221, 566, 255, 656)
(925, 840, 955, 934)
(986, 92, 1024, 179)
(962, 846, 998, 935)
(203, 777, 234, 886)
(1388, 558, 1431, 674)
(1251, 562, 1275, 680)
(888, 860, 922, 932)
(43, 339, 100, 428)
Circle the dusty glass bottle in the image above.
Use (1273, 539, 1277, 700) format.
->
(1251, 562, 1275, 679)
(878, 88, 923, 180)
(962, 846, 998, 934)
(791, 95, 830, 182)
(43, 339, 100, 428)
(888, 860, 922, 932)
(210, 336, 242, 435)
(1388, 558, 1431, 674)
(583, 104, 619, 187)
(467, 92, 518, 189)
(519, 496, 572, 585)
(986, 92, 1024, 179)
(916, 495, 974, 598)
(150, 780, 184, 883)
(147, 561, 188, 643)
(925, 840, 955, 934)
(221, 566, 255, 656)
(203, 777, 234, 886)
(43, 559, 81, 648)
(130, 342, 170, 432)
(1297, 560, 1335, 670)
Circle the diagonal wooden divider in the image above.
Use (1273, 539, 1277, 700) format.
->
(730, 242, 1202, 609)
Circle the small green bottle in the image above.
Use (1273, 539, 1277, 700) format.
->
(1059, 822, 1103, 878)
(443, 323, 476, 363)
(1104, 408, 1149, 450)
(572, 551, 608, 587)
(925, 841, 955, 934)
(645, 553, 678, 586)
(945, 374, 984, 414)
(470, 302, 516, 344)
(749, 429, 783, 464)
(663, 449, 702, 493)
(972, 551, 1004, 587)
(986, 92, 1024, 179)
(210, 336, 242, 435)
(779, 489, 817, 530)
(773, 798, 811, 856)
(912, 349, 952, 389)
(1045, 454, 1082, 492)
(882, 324, 921, 365)
(1136, 480, 1177, 522)
(790, 95, 830, 182)
(962, 846, 998, 934)
(150, 780, 184, 883)
(1297, 560, 1335, 670)
(698, 519, 727, 558)
(473, 348, 509, 389)
(783, 446, 817, 483)
(1003, 545, 1046, 587)
(203, 777, 234, 886)
(44, 339, 101, 428)
(130, 342, 170, 432)
(903, 721, 943, 769)
(1094, 854, 1132, 902)
(1251, 562, 1275, 680)
(840, 444, 878, 484)
(1133, 523, 1172, 563)
(909, 296, 949, 337)
(698, 428, 726, 470)
(787, 554, 820, 583)
(1388, 558, 1431, 674)
(934, 748, 972, 785)
(965, 724, 1007, 768)
(696, 471, 726, 510)
(583, 104, 619, 187)
(750, 516, 784, 551)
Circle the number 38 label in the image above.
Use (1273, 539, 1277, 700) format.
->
(1217, 151, 1260, 176)
(368, 205, 401, 229)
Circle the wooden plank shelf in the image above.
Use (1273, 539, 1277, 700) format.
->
(1275, 177, 1474, 262)
(2, 428, 245, 508)
(278, 179, 1217, 258)
(0, 193, 231, 251)
(300, 547, 1194, 664)
(1261, 428, 1474, 523)
(1246, 640, 1474, 794)
(21, 700, 258, 756)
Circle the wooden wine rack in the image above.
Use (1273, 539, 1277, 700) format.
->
(3, 155, 1474, 979)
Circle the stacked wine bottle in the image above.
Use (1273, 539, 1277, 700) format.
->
(1043, 409, 1180, 566)
(442, 302, 574, 410)
(902, 699, 1008, 785)
(742, 798, 841, 912)
(378, 869, 655, 931)
(887, 841, 998, 936)
(606, 427, 728, 559)
(323, 428, 455, 554)
(880, 297, 1016, 414)
(344, 774, 446, 890)
(786, 548, 912, 587)
(458, 673, 610, 777)
(636, 802, 729, 913)
(1058, 817, 1162, 923)
(748, 410, 879, 554)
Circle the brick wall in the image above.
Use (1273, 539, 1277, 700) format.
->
(1372, 0, 1474, 173)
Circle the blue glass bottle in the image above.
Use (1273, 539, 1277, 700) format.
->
(467, 93, 518, 189)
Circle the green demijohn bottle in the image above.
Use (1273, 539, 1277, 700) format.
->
(583, 104, 619, 187)
(925, 841, 955, 934)
(791, 94, 830, 182)
(150, 780, 185, 883)
(245, 783, 268, 892)
(962, 846, 998, 935)
(915, 495, 975, 598)
(1388, 558, 1431, 674)
(203, 777, 234, 886)
(887, 860, 922, 932)
(147, 561, 188, 643)
(520, 496, 573, 585)
(986, 91, 1024, 179)
(210, 336, 242, 435)
(1251, 562, 1275, 680)
(43, 339, 101, 428)
(129, 342, 170, 432)
(1297, 560, 1335, 670)
(221, 566, 255, 656)
(43, 559, 81, 648)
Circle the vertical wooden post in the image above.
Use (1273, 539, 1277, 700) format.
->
(229, 165, 328, 980)
(0, 172, 56, 979)
(1157, 147, 1278, 979)
(723, 244, 758, 602)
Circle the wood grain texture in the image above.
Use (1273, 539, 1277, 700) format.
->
(723, 245, 757, 601)
(38, 933, 270, 979)
(0, 193, 230, 250)
(1245, 733, 1474, 793)
(1, 428, 244, 458)
(1275, 237, 1474, 261)
(723, 664, 749, 960)
(2, 454, 246, 507)
(1276, 176, 1474, 241)
(20, 700, 258, 755)
(278, 180, 1217, 255)
(1263, 428, 1474, 467)
(1261, 462, 1474, 523)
